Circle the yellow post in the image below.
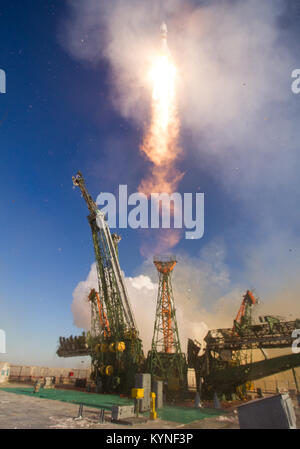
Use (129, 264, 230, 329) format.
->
(150, 392, 157, 420)
(131, 388, 144, 418)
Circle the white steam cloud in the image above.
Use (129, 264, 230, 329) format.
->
(71, 236, 300, 353)
(71, 260, 211, 353)
(71, 262, 97, 330)
(59, 0, 300, 220)
(64, 0, 300, 347)
(71, 264, 158, 351)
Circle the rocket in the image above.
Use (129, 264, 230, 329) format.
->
(160, 22, 169, 55)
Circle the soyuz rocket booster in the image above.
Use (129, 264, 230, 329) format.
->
(160, 22, 170, 55)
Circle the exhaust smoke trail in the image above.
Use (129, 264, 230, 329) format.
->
(138, 23, 184, 254)
(139, 23, 183, 195)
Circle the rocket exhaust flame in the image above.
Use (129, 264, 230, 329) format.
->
(147, 55, 177, 163)
(139, 23, 182, 195)
(139, 23, 184, 254)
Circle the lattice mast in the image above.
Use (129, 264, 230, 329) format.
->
(148, 256, 186, 387)
(88, 289, 111, 338)
(151, 256, 182, 354)
(232, 290, 259, 367)
(233, 290, 257, 332)
(72, 171, 138, 340)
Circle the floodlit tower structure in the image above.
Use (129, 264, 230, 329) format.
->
(71, 171, 144, 392)
(72, 171, 137, 337)
(233, 290, 258, 334)
(232, 290, 259, 367)
(88, 288, 110, 338)
(147, 255, 187, 391)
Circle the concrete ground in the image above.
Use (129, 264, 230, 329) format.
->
(0, 383, 298, 429)
(0, 383, 173, 429)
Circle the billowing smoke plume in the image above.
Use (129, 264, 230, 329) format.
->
(71, 260, 211, 352)
(71, 263, 159, 351)
(64, 1, 300, 343)
(71, 263, 97, 330)
(71, 232, 300, 352)
(59, 0, 299, 244)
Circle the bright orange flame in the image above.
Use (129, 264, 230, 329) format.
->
(138, 51, 184, 255)
(139, 53, 182, 194)
(150, 55, 176, 136)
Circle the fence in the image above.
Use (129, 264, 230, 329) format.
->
(252, 378, 299, 394)
(7, 365, 300, 396)
(8, 364, 91, 386)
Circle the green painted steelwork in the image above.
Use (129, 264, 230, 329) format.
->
(147, 257, 187, 391)
(204, 352, 300, 397)
(57, 172, 144, 394)
(188, 313, 300, 400)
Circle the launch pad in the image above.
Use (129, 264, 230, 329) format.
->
(56, 172, 300, 405)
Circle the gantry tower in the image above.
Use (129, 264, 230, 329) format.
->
(231, 290, 259, 367)
(88, 288, 111, 338)
(147, 255, 187, 390)
(72, 171, 137, 338)
(62, 171, 144, 393)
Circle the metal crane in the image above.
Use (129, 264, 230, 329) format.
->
(88, 289, 111, 338)
(233, 290, 258, 335)
(188, 289, 300, 400)
(57, 172, 144, 393)
(72, 171, 137, 337)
